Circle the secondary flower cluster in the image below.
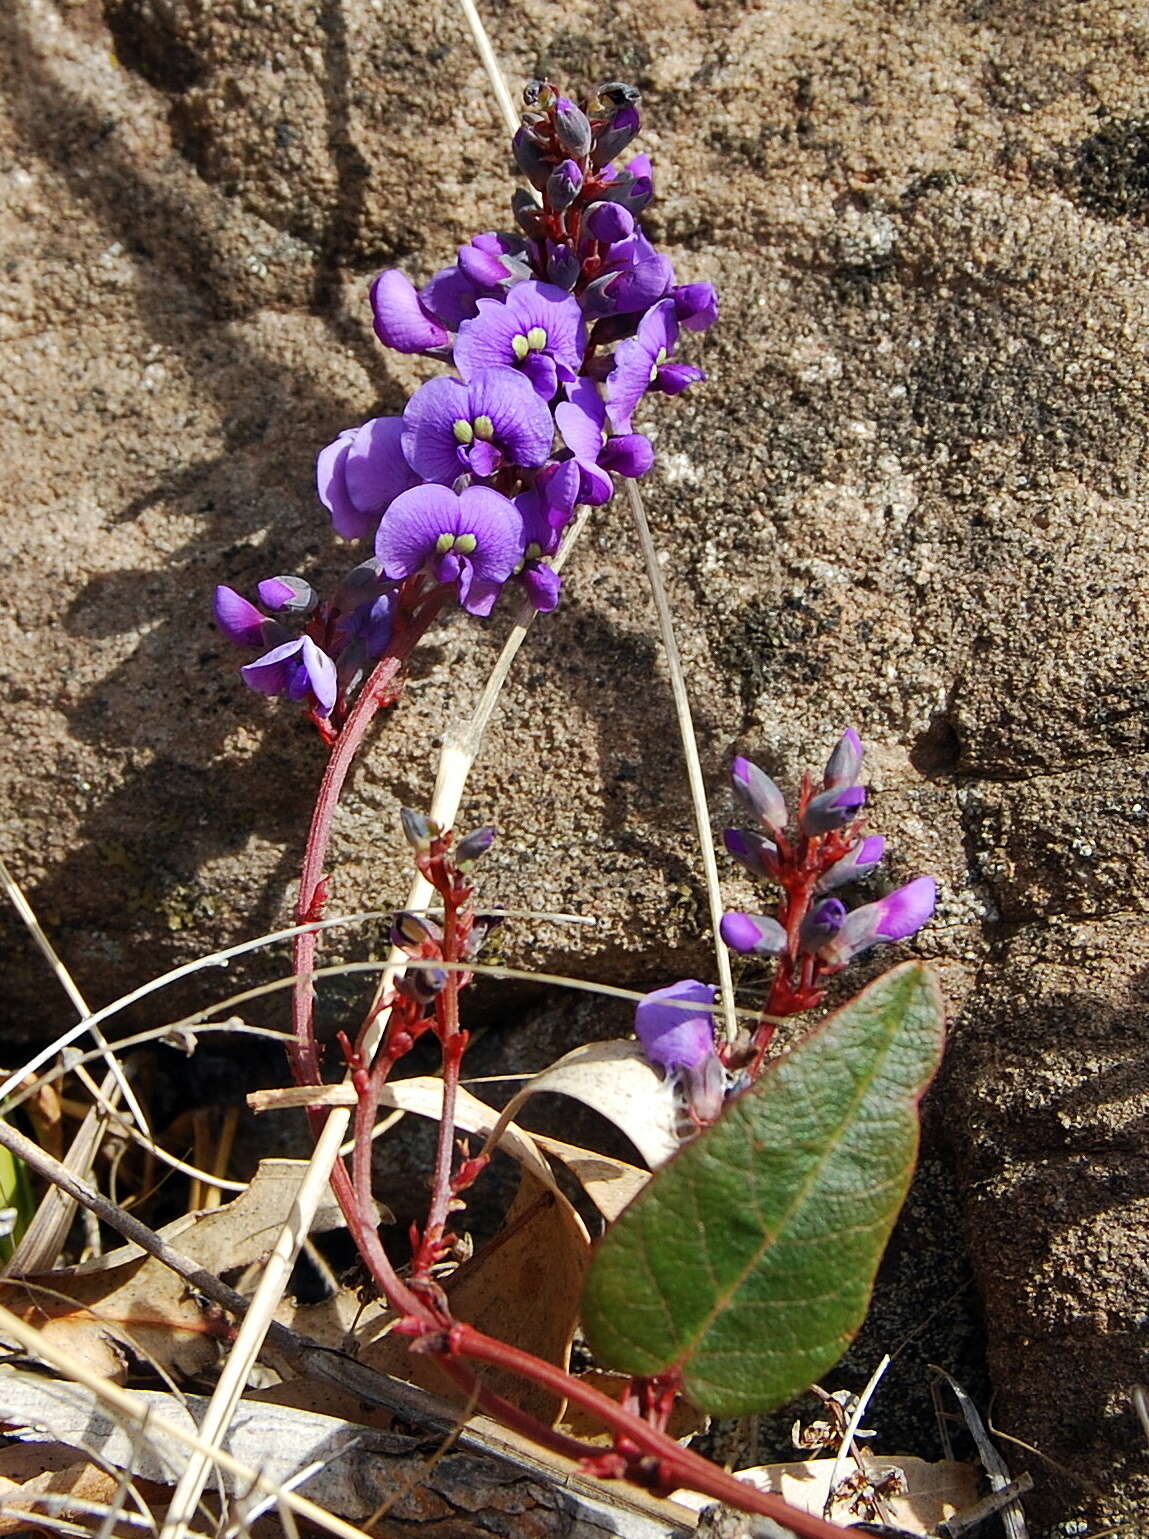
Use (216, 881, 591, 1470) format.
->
(215, 79, 717, 731)
(635, 731, 937, 1120)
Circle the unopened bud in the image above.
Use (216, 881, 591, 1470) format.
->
(554, 98, 592, 159)
(731, 757, 789, 833)
(723, 827, 781, 882)
(547, 159, 583, 212)
(823, 727, 864, 788)
(390, 911, 442, 951)
(584, 200, 634, 244)
(801, 783, 866, 837)
(512, 125, 551, 190)
(591, 104, 641, 169)
(512, 189, 545, 238)
(719, 912, 788, 957)
(256, 575, 319, 615)
(400, 808, 439, 852)
(456, 825, 496, 864)
(798, 898, 847, 955)
(395, 964, 448, 1004)
(546, 242, 580, 291)
(817, 835, 886, 894)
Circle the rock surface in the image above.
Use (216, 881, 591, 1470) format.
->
(3, 0, 1148, 1525)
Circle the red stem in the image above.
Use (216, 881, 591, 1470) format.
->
(442, 1323, 848, 1539)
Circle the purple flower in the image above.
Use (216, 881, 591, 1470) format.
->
(672, 283, 720, 333)
(818, 876, 938, 968)
(801, 782, 866, 837)
(817, 836, 886, 893)
(824, 727, 864, 788)
(635, 979, 726, 1123)
(605, 298, 705, 433)
(555, 377, 654, 503)
(719, 912, 789, 957)
(369, 271, 452, 355)
(317, 417, 420, 540)
(241, 634, 338, 717)
(257, 575, 318, 615)
(454, 281, 587, 400)
(376, 483, 524, 616)
(599, 153, 654, 214)
(402, 368, 554, 484)
(512, 470, 578, 613)
(731, 756, 788, 833)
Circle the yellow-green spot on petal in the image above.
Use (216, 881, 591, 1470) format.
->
(473, 414, 495, 441)
(525, 542, 544, 560)
(455, 533, 478, 555)
(435, 532, 456, 554)
(512, 334, 531, 361)
(526, 325, 548, 352)
(649, 347, 668, 385)
(453, 419, 474, 445)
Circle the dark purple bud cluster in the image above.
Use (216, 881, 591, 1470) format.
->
(215, 79, 717, 731)
(634, 731, 938, 1097)
(719, 730, 937, 1018)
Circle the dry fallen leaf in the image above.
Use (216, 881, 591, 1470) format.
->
(678, 1456, 980, 1532)
(0, 1160, 350, 1381)
(0, 1441, 124, 1535)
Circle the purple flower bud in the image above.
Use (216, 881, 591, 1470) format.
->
(801, 782, 866, 837)
(600, 433, 654, 479)
(824, 727, 865, 788)
(635, 980, 717, 1076)
(601, 153, 654, 214)
(591, 103, 641, 169)
(719, 912, 789, 957)
(214, 585, 274, 649)
(400, 808, 438, 852)
(554, 98, 592, 159)
(819, 876, 938, 968)
(257, 575, 318, 616)
(546, 242, 580, 291)
(731, 757, 789, 833)
(396, 964, 448, 1004)
(512, 124, 551, 189)
(390, 911, 442, 951)
(455, 825, 496, 863)
(584, 200, 634, 244)
(817, 835, 886, 894)
(547, 159, 583, 211)
(798, 897, 847, 955)
(723, 827, 782, 882)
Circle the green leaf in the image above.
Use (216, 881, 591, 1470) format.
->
(0, 1132, 34, 1265)
(580, 961, 945, 1415)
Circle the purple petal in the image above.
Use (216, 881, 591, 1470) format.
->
(257, 575, 317, 615)
(214, 585, 269, 648)
(584, 201, 634, 244)
(723, 828, 781, 882)
(316, 429, 361, 536)
(520, 561, 562, 613)
(241, 636, 304, 696)
(420, 264, 480, 328)
(673, 283, 720, 332)
(375, 483, 460, 577)
(600, 433, 654, 478)
(467, 367, 555, 469)
(875, 875, 938, 941)
(298, 635, 338, 715)
(556, 378, 606, 460)
(401, 376, 472, 484)
(455, 484, 526, 582)
(343, 417, 420, 531)
(635, 979, 717, 1074)
(817, 835, 886, 893)
(605, 299, 678, 432)
(655, 361, 704, 396)
(719, 912, 789, 957)
(370, 270, 450, 354)
(798, 897, 847, 955)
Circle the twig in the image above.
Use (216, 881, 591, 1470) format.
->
(938, 1473, 1034, 1538)
(623, 481, 737, 1041)
(824, 1353, 890, 1519)
(931, 1367, 1029, 1539)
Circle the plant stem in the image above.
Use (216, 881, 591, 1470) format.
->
(291, 583, 447, 1085)
(442, 1322, 849, 1539)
